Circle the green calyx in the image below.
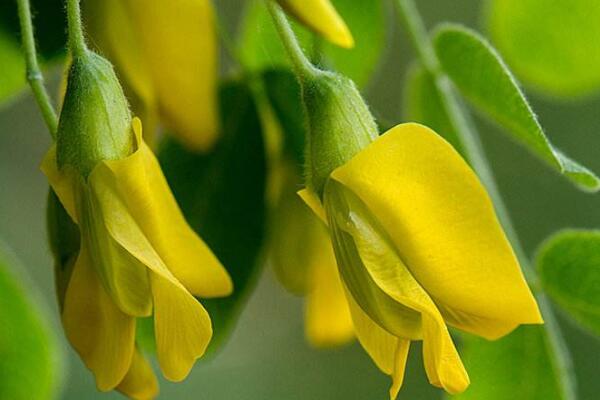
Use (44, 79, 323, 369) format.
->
(56, 50, 133, 177)
(302, 70, 378, 197)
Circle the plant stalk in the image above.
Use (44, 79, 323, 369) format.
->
(15, 0, 58, 137)
(66, 0, 87, 58)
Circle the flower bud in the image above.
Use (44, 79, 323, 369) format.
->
(57, 51, 133, 177)
(302, 70, 378, 197)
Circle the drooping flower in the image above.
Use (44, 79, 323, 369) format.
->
(299, 122, 543, 397)
(83, 0, 219, 151)
(277, 0, 354, 48)
(44, 50, 232, 398)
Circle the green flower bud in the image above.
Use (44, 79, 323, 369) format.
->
(302, 70, 378, 197)
(57, 51, 133, 177)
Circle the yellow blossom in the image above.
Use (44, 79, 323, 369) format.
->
(82, 0, 219, 151)
(42, 118, 232, 397)
(278, 0, 354, 48)
(300, 123, 542, 397)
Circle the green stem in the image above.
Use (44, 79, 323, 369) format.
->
(66, 0, 87, 58)
(265, 0, 317, 81)
(394, 1, 576, 398)
(15, 0, 58, 137)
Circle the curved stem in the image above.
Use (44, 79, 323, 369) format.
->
(16, 0, 58, 137)
(265, 0, 317, 81)
(66, 0, 87, 58)
(394, 1, 576, 398)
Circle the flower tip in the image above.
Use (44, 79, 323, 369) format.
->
(331, 28, 355, 49)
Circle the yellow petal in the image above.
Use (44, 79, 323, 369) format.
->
(126, 0, 219, 151)
(79, 179, 153, 317)
(83, 0, 156, 113)
(344, 288, 410, 400)
(326, 179, 469, 393)
(331, 123, 542, 339)
(304, 224, 354, 347)
(298, 188, 327, 224)
(62, 244, 135, 391)
(90, 163, 213, 380)
(97, 119, 232, 298)
(41, 146, 78, 223)
(116, 348, 159, 400)
(278, 0, 354, 48)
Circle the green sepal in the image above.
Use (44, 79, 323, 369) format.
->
(302, 71, 378, 197)
(57, 51, 133, 177)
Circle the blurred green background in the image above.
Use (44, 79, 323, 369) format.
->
(1, 0, 599, 399)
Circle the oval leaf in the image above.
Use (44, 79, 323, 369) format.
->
(452, 325, 573, 400)
(158, 80, 267, 354)
(487, 0, 600, 98)
(433, 25, 599, 192)
(0, 30, 26, 106)
(239, 0, 385, 87)
(0, 243, 63, 400)
(538, 229, 600, 337)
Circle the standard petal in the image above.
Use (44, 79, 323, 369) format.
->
(41, 146, 78, 223)
(345, 289, 410, 400)
(116, 348, 159, 400)
(62, 244, 135, 391)
(326, 179, 469, 394)
(90, 165, 213, 380)
(278, 0, 354, 48)
(305, 226, 354, 347)
(125, 0, 219, 151)
(331, 123, 542, 338)
(97, 119, 232, 298)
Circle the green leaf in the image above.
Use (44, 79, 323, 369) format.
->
(0, 30, 26, 105)
(433, 25, 599, 193)
(402, 62, 464, 156)
(261, 68, 306, 164)
(537, 229, 600, 336)
(159, 79, 267, 354)
(0, 243, 63, 400)
(239, 0, 386, 87)
(486, 0, 600, 98)
(452, 326, 572, 400)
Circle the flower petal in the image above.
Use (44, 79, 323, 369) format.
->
(305, 227, 354, 347)
(96, 119, 232, 298)
(62, 244, 135, 391)
(41, 146, 78, 223)
(331, 123, 542, 338)
(344, 288, 410, 400)
(326, 179, 469, 393)
(89, 163, 213, 380)
(126, 0, 219, 151)
(278, 0, 354, 48)
(116, 348, 159, 400)
(298, 188, 327, 224)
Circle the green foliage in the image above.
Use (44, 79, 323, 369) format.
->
(262, 69, 306, 164)
(159, 80, 267, 354)
(486, 0, 600, 98)
(0, 30, 25, 105)
(538, 230, 600, 337)
(0, 243, 63, 400)
(403, 63, 464, 156)
(239, 0, 385, 87)
(433, 25, 599, 193)
(453, 326, 568, 400)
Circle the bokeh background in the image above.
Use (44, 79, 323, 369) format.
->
(1, 0, 599, 399)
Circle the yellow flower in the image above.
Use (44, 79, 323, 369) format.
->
(300, 123, 542, 397)
(83, 0, 218, 151)
(270, 174, 354, 347)
(42, 118, 232, 397)
(278, 0, 354, 48)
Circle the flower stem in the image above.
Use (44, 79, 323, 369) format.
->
(15, 0, 58, 138)
(265, 0, 318, 81)
(66, 0, 87, 58)
(394, 1, 576, 398)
